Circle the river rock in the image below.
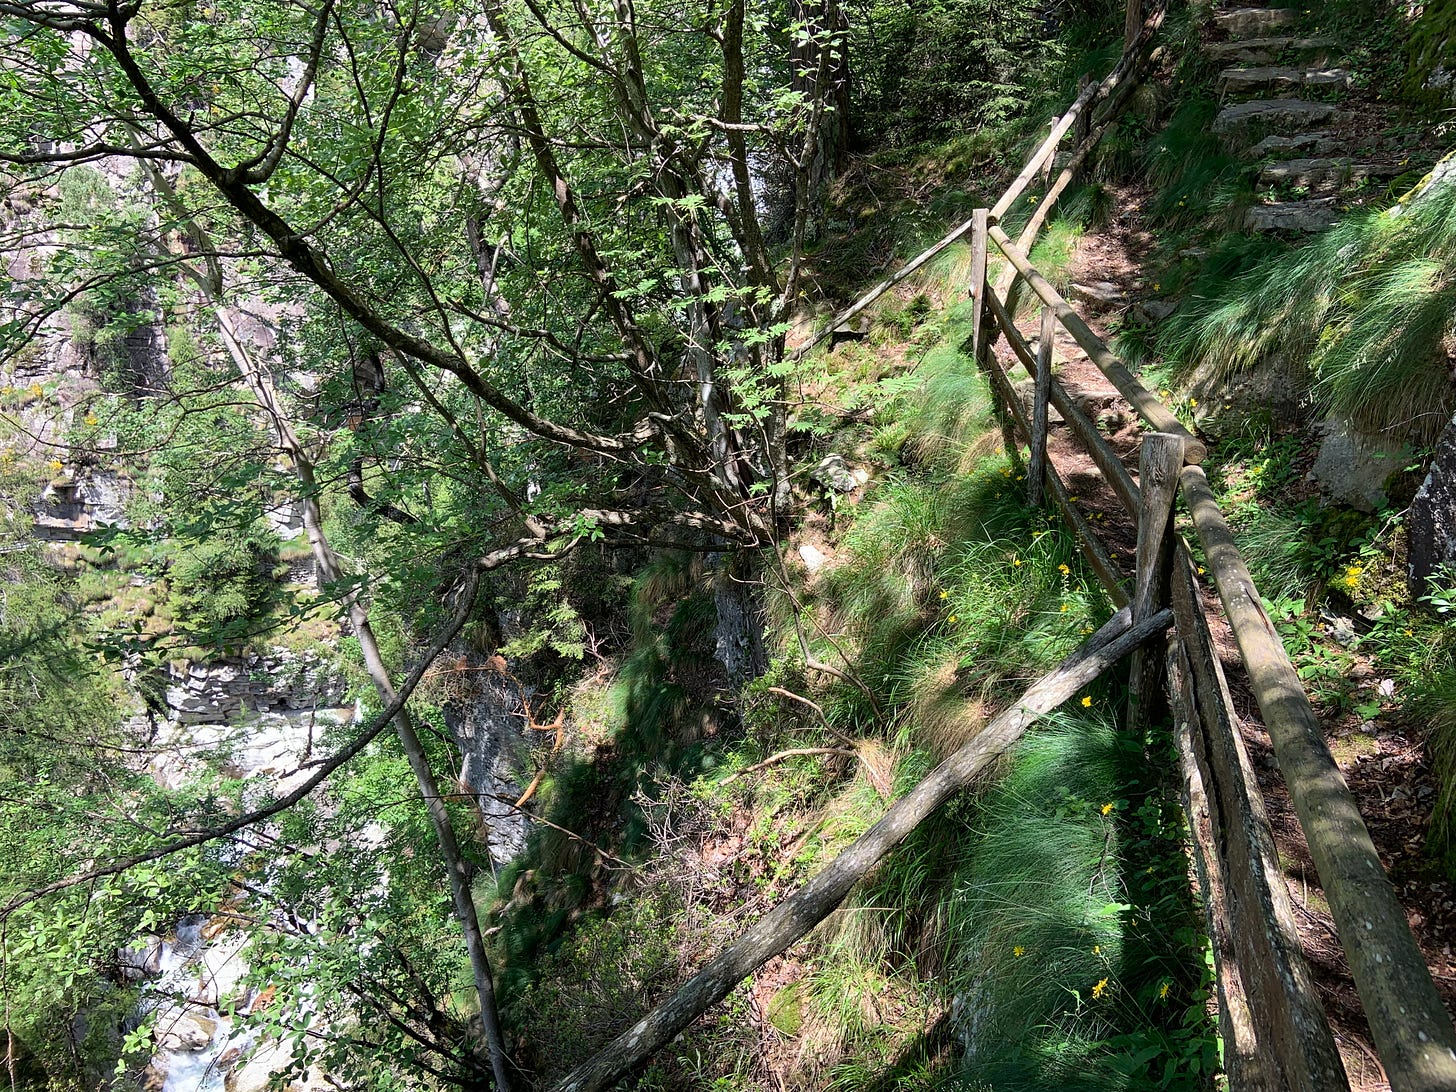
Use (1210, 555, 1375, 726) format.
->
(1409, 410, 1456, 589)
(1308, 414, 1409, 512)
(227, 1039, 330, 1092)
(155, 1008, 218, 1052)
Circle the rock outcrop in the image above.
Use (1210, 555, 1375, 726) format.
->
(1410, 410, 1456, 590)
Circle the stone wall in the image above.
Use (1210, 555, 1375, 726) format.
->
(164, 647, 349, 725)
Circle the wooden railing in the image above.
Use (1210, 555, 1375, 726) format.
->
(971, 217, 1456, 1092)
(548, 20, 1456, 1090)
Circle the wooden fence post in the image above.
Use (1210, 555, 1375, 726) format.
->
(970, 208, 989, 362)
(1124, 0, 1143, 54)
(1126, 432, 1182, 737)
(1027, 304, 1055, 508)
(973, 212, 1024, 474)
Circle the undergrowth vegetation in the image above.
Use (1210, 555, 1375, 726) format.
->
(486, 252, 1216, 1085)
(1159, 167, 1456, 442)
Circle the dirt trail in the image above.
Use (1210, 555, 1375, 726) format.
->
(988, 180, 1456, 1091)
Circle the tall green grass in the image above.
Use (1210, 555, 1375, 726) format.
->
(944, 715, 1215, 1090)
(1160, 167, 1456, 443)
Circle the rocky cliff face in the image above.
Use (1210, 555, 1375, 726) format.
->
(161, 648, 350, 726)
(444, 660, 533, 864)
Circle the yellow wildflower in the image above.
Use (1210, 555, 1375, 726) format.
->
(1014, 945, 1026, 957)
(1013, 558, 1023, 566)
(1345, 576, 1358, 588)
(1058, 564, 1070, 574)
(1060, 604, 1069, 612)
(1404, 629, 1414, 637)
(1159, 981, 1170, 1001)
(1081, 695, 1092, 707)
(948, 614, 957, 623)
(84, 414, 98, 426)
(1189, 398, 1198, 407)
(1092, 945, 1102, 955)
(47, 459, 62, 472)
(940, 589, 949, 599)
(1101, 802, 1114, 816)
(1092, 977, 1108, 999)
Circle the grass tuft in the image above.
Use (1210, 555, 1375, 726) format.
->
(1160, 173, 1456, 443)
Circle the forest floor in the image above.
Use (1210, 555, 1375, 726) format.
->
(991, 177, 1456, 1091)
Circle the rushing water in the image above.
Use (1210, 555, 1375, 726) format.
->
(135, 708, 353, 1092)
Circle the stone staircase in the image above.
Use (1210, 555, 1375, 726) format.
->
(1207, 6, 1405, 232)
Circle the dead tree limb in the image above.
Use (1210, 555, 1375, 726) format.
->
(552, 603, 1172, 1092)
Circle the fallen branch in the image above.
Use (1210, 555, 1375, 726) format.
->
(718, 747, 857, 785)
(765, 686, 858, 747)
(552, 603, 1171, 1091)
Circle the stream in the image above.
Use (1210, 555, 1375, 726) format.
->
(134, 707, 352, 1092)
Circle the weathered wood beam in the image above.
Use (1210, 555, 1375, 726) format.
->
(1168, 638, 1275, 1090)
(988, 225, 1207, 463)
(1027, 304, 1055, 509)
(1126, 433, 1181, 736)
(552, 605, 1172, 1091)
(977, 329, 1130, 607)
(1169, 545, 1348, 1091)
(984, 287, 1142, 518)
(1180, 464, 1456, 1091)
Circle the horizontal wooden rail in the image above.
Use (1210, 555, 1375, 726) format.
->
(1180, 464, 1456, 1091)
(986, 224, 1207, 464)
(975, 314, 1130, 606)
(796, 11, 1166, 359)
(983, 286, 1142, 517)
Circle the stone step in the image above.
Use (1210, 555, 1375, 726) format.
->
(1219, 66, 1352, 98)
(1258, 157, 1406, 192)
(1204, 35, 1338, 65)
(1244, 129, 1347, 159)
(1244, 197, 1341, 233)
(1068, 280, 1127, 307)
(1213, 97, 1339, 147)
(1214, 7, 1300, 37)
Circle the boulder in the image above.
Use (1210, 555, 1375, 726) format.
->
(155, 1008, 218, 1052)
(1218, 66, 1351, 98)
(1213, 98, 1338, 147)
(1409, 410, 1456, 589)
(1012, 378, 1065, 425)
(811, 454, 858, 493)
(1213, 6, 1298, 36)
(797, 543, 828, 572)
(1203, 35, 1337, 66)
(1245, 130, 1345, 160)
(1068, 281, 1125, 307)
(1308, 415, 1409, 512)
(1244, 199, 1341, 233)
